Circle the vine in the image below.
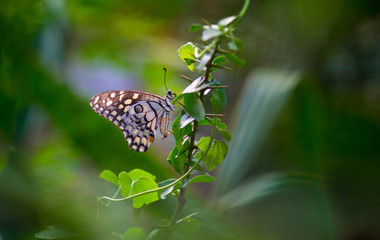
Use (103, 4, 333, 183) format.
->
(97, 0, 250, 238)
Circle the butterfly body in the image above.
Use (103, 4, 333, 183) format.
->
(89, 90, 176, 152)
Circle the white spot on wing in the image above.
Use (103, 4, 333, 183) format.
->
(93, 96, 100, 104)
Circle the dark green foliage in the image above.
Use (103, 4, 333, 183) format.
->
(3, 0, 380, 239)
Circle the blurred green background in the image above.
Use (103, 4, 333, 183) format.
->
(1, 0, 380, 239)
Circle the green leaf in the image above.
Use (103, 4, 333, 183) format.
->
(168, 145, 187, 174)
(172, 113, 182, 149)
(189, 174, 215, 184)
(171, 93, 183, 104)
(167, 145, 178, 167)
(226, 53, 245, 67)
(228, 41, 238, 52)
(210, 79, 227, 113)
(198, 117, 231, 141)
(197, 137, 228, 171)
(128, 169, 156, 182)
(123, 227, 145, 240)
(189, 158, 205, 173)
(99, 170, 119, 186)
(202, 25, 222, 41)
(218, 16, 237, 27)
(213, 55, 228, 65)
(35, 225, 80, 239)
(183, 93, 205, 121)
(189, 24, 204, 32)
(172, 112, 193, 152)
(218, 128, 231, 141)
(178, 42, 199, 71)
(131, 177, 159, 208)
(228, 38, 244, 52)
(119, 171, 133, 197)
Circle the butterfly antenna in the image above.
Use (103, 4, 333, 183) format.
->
(163, 68, 168, 90)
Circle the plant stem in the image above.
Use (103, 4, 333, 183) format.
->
(169, 109, 199, 225)
(97, 122, 216, 204)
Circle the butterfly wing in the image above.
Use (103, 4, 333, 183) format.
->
(89, 90, 165, 152)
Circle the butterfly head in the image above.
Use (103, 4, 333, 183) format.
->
(165, 90, 176, 101)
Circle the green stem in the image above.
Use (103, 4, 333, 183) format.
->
(238, 0, 250, 19)
(97, 122, 217, 204)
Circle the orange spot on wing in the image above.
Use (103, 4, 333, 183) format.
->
(149, 136, 155, 143)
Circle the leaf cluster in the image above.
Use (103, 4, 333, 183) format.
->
(92, 1, 249, 239)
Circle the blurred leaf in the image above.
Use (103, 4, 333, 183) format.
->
(219, 173, 288, 210)
(35, 225, 79, 239)
(145, 228, 163, 240)
(131, 177, 159, 208)
(218, 16, 237, 27)
(178, 42, 199, 71)
(176, 216, 201, 234)
(182, 77, 211, 94)
(99, 170, 119, 186)
(202, 25, 222, 41)
(216, 69, 301, 195)
(183, 93, 205, 121)
(197, 137, 228, 171)
(226, 53, 245, 67)
(189, 23, 203, 32)
(228, 38, 244, 51)
(210, 79, 227, 113)
(119, 171, 133, 197)
(189, 174, 215, 184)
(128, 169, 156, 182)
(123, 227, 145, 240)
(228, 40, 238, 52)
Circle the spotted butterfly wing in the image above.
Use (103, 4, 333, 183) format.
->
(89, 90, 176, 152)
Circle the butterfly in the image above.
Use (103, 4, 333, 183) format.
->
(89, 89, 177, 152)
